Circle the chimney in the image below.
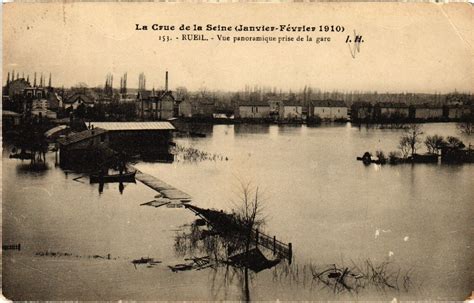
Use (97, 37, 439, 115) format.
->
(165, 71, 168, 92)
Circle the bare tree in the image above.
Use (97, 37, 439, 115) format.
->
(232, 181, 266, 250)
(398, 136, 411, 158)
(445, 136, 465, 150)
(399, 124, 423, 157)
(457, 120, 473, 135)
(424, 135, 446, 155)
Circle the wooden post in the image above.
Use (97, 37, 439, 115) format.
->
(273, 236, 276, 255)
(287, 243, 292, 264)
(18, 243, 21, 251)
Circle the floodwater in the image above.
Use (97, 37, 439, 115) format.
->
(2, 122, 473, 300)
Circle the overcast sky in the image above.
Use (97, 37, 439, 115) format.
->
(3, 3, 473, 93)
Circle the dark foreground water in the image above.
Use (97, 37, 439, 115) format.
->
(2, 123, 473, 300)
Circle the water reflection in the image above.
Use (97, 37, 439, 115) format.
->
(234, 124, 270, 135)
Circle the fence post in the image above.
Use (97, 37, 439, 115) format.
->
(18, 243, 21, 251)
(288, 243, 292, 264)
(273, 236, 276, 255)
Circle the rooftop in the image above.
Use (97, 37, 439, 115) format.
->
(238, 100, 269, 107)
(89, 121, 175, 131)
(64, 93, 94, 104)
(376, 102, 409, 108)
(44, 125, 68, 138)
(311, 100, 346, 107)
(57, 128, 107, 146)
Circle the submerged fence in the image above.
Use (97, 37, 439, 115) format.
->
(253, 229, 292, 263)
(186, 204, 293, 264)
(2, 243, 21, 251)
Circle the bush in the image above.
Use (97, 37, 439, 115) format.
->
(375, 150, 387, 164)
(388, 151, 402, 164)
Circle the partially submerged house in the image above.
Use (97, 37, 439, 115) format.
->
(57, 128, 111, 169)
(414, 104, 444, 120)
(89, 121, 176, 161)
(375, 102, 409, 121)
(350, 102, 373, 122)
(235, 100, 271, 119)
(446, 104, 471, 120)
(310, 100, 348, 121)
(179, 96, 215, 119)
(279, 100, 303, 121)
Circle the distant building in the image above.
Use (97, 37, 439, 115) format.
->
(179, 97, 215, 118)
(350, 102, 373, 122)
(118, 93, 137, 103)
(375, 102, 409, 120)
(137, 71, 177, 121)
(23, 87, 57, 118)
(235, 100, 270, 119)
(414, 104, 444, 120)
(447, 104, 471, 120)
(63, 93, 95, 110)
(310, 100, 348, 121)
(6, 78, 31, 99)
(48, 92, 63, 111)
(266, 97, 283, 120)
(137, 90, 176, 120)
(2, 110, 22, 129)
(280, 100, 303, 121)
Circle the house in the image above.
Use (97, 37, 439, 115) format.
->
(265, 97, 283, 120)
(137, 90, 176, 120)
(350, 102, 373, 122)
(446, 104, 471, 120)
(414, 104, 444, 120)
(179, 97, 215, 118)
(2, 110, 22, 129)
(89, 121, 176, 161)
(235, 100, 270, 119)
(57, 128, 110, 169)
(63, 93, 95, 110)
(31, 98, 57, 119)
(48, 92, 63, 110)
(24, 87, 49, 99)
(310, 100, 348, 121)
(23, 87, 57, 118)
(375, 102, 409, 120)
(279, 100, 303, 121)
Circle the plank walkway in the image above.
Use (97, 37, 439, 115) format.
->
(129, 165, 192, 202)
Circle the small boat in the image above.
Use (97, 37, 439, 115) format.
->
(90, 171, 136, 184)
(168, 263, 193, 272)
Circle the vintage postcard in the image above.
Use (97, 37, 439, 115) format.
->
(2, 2, 473, 301)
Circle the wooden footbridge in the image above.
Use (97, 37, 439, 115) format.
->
(129, 165, 192, 202)
(185, 204, 293, 264)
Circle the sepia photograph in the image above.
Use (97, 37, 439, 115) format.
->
(1, 2, 473, 301)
